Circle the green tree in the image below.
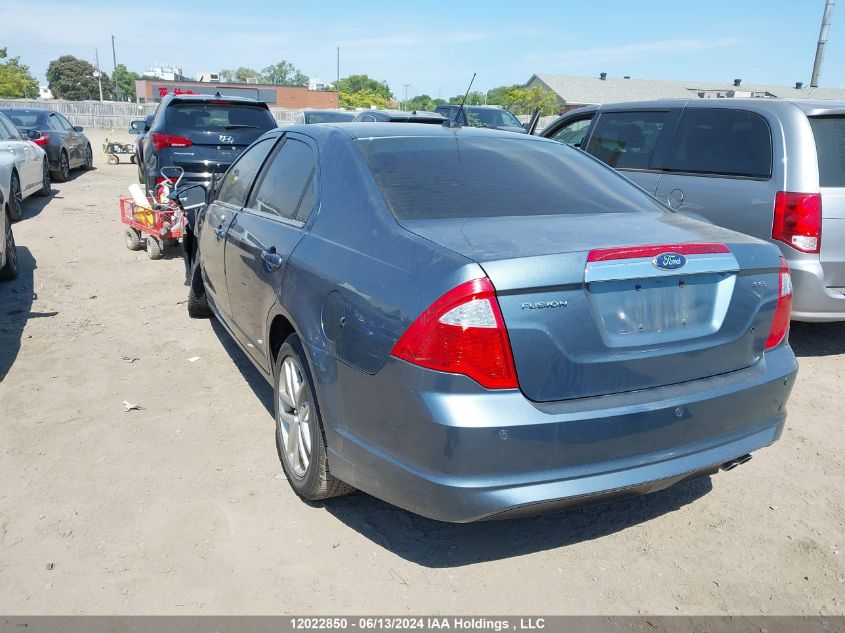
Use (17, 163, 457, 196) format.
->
(335, 74, 392, 100)
(447, 90, 486, 106)
(261, 60, 309, 86)
(502, 86, 560, 115)
(405, 94, 436, 111)
(339, 88, 390, 109)
(47, 55, 113, 100)
(112, 63, 140, 101)
(218, 67, 261, 83)
(485, 84, 521, 106)
(0, 48, 39, 99)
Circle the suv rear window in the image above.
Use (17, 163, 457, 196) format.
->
(356, 136, 666, 220)
(166, 102, 276, 133)
(665, 109, 772, 179)
(809, 117, 845, 187)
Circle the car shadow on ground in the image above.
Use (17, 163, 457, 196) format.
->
(788, 321, 845, 357)
(209, 318, 274, 414)
(0, 248, 57, 381)
(317, 476, 713, 567)
(18, 190, 56, 222)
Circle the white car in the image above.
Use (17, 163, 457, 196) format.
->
(0, 111, 50, 222)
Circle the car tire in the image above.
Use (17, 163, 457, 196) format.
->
(187, 261, 211, 318)
(83, 145, 94, 170)
(0, 210, 19, 281)
(36, 161, 51, 197)
(8, 172, 23, 222)
(54, 151, 70, 182)
(146, 236, 162, 260)
(125, 227, 141, 251)
(273, 334, 354, 501)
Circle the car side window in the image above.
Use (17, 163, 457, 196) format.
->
(0, 119, 12, 141)
(664, 109, 772, 179)
(57, 115, 74, 131)
(550, 117, 593, 147)
(48, 115, 63, 131)
(361, 114, 377, 122)
(585, 111, 669, 170)
(248, 138, 317, 223)
(215, 138, 275, 207)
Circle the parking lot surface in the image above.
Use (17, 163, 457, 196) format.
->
(0, 129, 843, 615)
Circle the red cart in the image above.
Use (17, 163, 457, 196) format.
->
(120, 167, 185, 260)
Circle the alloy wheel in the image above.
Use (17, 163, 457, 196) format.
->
(277, 356, 313, 479)
(60, 153, 69, 180)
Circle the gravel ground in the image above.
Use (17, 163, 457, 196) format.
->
(0, 129, 843, 615)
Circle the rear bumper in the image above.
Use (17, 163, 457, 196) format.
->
(788, 258, 845, 321)
(311, 344, 798, 523)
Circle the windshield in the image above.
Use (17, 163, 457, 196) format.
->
(166, 103, 276, 132)
(306, 111, 355, 123)
(356, 135, 666, 220)
(466, 108, 522, 128)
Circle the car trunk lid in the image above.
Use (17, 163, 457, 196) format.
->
(402, 214, 782, 401)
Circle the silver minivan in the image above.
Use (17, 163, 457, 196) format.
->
(542, 99, 845, 321)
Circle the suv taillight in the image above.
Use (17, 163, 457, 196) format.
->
(765, 257, 793, 350)
(149, 132, 192, 151)
(772, 192, 821, 253)
(390, 278, 518, 389)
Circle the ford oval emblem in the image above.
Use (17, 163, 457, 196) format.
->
(653, 252, 687, 270)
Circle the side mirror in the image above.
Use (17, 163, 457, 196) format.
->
(144, 114, 153, 131)
(172, 184, 207, 210)
(27, 129, 42, 141)
(129, 120, 145, 135)
(73, 125, 84, 133)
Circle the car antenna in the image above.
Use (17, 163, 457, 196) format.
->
(444, 72, 476, 129)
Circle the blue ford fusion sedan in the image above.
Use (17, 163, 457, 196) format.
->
(184, 122, 798, 522)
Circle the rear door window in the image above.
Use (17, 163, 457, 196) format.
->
(664, 108, 772, 179)
(809, 117, 845, 187)
(215, 138, 275, 207)
(248, 138, 317, 223)
(585, 111, 670, 170)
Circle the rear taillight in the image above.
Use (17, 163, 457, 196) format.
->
(32, 132, 49, 147)
(149, 132, 192, 151)
(390, 278, 518, 389)
(765, 257, 793, 350)
(772, 192, 821, 253)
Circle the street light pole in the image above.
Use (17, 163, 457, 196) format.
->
(95, 48, 103, 101)
(111, 35, 120, 101)
(402, 84, 410, 110)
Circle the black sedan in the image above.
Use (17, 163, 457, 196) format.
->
(0, 108, 93, 182)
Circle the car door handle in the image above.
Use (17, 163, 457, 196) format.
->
(261, 249, 284, 271)
(214, 226, 225, 240)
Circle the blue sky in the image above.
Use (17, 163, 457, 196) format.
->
(1, 0, 842, 98)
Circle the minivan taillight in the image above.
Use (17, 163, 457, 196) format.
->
(149, 132, 192, 151)
(772, 192, 821, 253)
(390, 278, 518, 389)
(766, 257, 793, 350)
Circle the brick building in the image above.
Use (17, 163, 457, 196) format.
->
(134, 79, 338, 108)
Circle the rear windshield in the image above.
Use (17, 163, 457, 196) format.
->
(0, 110, 41, 127)
(466, 108, 522, 128)
(810, 117, 845, 187)
(166, 103, 276, 133)
(306, 111, 354, 123)
(356, 135, 666, 220)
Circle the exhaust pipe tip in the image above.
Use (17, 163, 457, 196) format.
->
(721, 453, 752, 471)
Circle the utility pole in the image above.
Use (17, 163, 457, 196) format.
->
(402, 84, 410, 110)
(111, 35, 120, 101)
(811, 0, 836, 87)
(95, 48, 103, 101)
(336, 46, 340, 87)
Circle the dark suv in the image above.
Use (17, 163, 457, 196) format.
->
(137, 94, 277, 193)
(434, 104, 527, 133)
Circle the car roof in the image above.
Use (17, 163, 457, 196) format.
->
(563, 97, 845, 117)
(0, 107, 47, 116)
(363, 109, 444, 118)
(166, 93, 267, 105)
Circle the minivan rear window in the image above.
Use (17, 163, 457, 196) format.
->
(664, 109, 772, 179)
(167, 103, 276, 133)
(356, 136, 666, 220)
(809, 117, 845, 187)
